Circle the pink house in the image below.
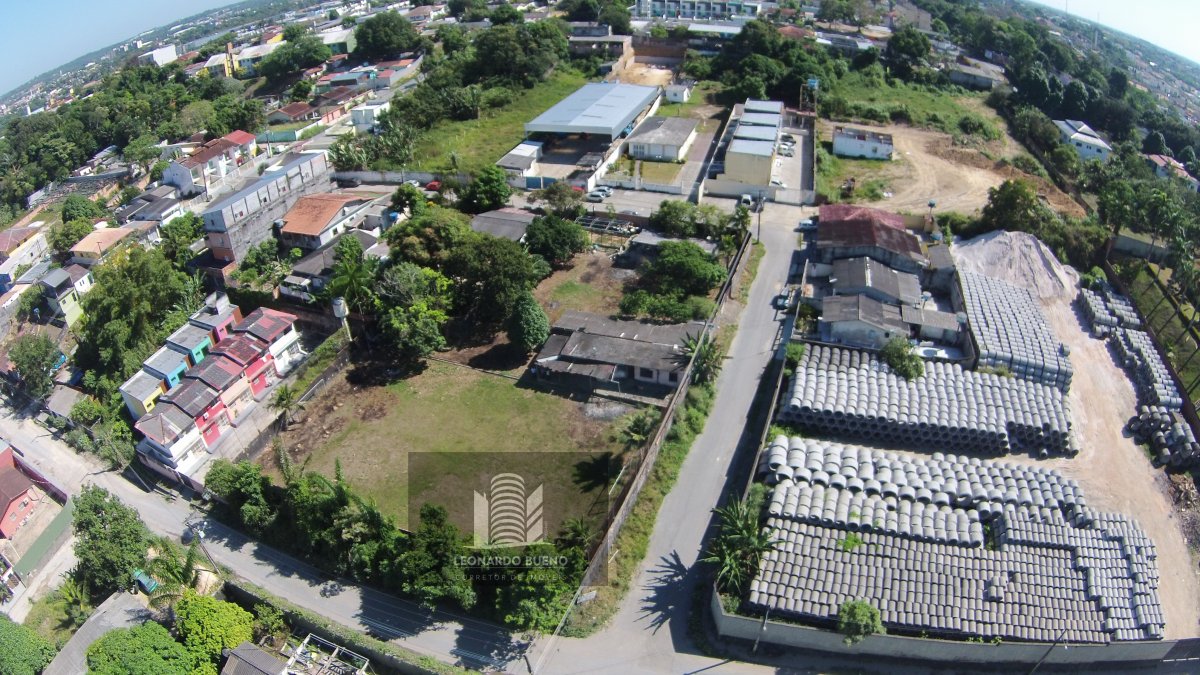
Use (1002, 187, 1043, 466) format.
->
(234, 308, 302, 376)
(159, 379, 229, 447)
(210, 334, 273, 397)
(0, 446, 41, 539)
(186, 354, 254, 423)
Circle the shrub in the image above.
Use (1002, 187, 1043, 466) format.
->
(785, 342, 806, 367)
(838, 599, 885, 645)
(880, 337, 924, 380)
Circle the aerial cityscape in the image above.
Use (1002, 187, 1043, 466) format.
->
(2, 0, 1200, 673)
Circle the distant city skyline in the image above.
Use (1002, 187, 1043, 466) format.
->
(0, 0, 239, 98)
(1025, 0, 1200, 67)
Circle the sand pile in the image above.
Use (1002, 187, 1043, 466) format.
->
(952, 230, 1079, 300)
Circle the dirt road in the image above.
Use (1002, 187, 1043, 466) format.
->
(1023, 294, 1200, 638)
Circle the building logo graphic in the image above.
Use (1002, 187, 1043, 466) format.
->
(473, 473, 544, 547)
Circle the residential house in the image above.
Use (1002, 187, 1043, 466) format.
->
(1055, 119, 1111, 162)
(40, 265, 94, 326)
(832, 126, 894, 160)
(568, 34, 632, 60)
(201, 152, 331, 264)
(188, 292, 243, 344)
(469, 208, 536, 243)
(163, 131, 258, 197)
(224, 130, 259, 159)
(723, 138, 775, 185)
(267, 102, 318, 124)
(278, 193, 377, 251)
(816, 32, 874, 54)
(404, 4, 443, 23)
(233, 308, 302, 375)
(815, 219, 927, 274)
(115, 185, 183, 224)
(634, 0, 761, 19)
(948, 56, 1005, 90)
(119, 370, 167, 421)
(186, 354, 254, 423)
(0, 227, 49, 292)
(281, 230, 378, 302)
(210, 334, 273, 397)
(0, 447, 41, 539)
(665, 82, 694, 103)
(533, 310, 697, 390)
(134, 401, 208, 477)
(313, 86, 364, 123)
(143, 346, 191, 389)
(350, 100, 391, 133)
(237, 42, 286, 75)
(318, 69, 374, 93)
(1145, 154, 1200, 191)
(830, 257, 922, 307)
(158, 378, 229, 447)
(166, 322, 214, 365)
(900, 305, 963, 344)
(320, 27, 357, 54)
(68, 227, 133, 266)
(819, 294, 909, 349)
(625, 116, 698, 162)
(204, 52, 233, 78)
(220, 643, 287, 675)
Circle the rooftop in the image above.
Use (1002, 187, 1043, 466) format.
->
(1056, 119, 1112, 150)
(120, 369, 165, 401)
(820, 203, 906, 230)
(40, 267, 72, 292)
(470, 208, 536, 242)
(186, 354, 244, 392)
(821, 294, 908, 333)
(280, 194, 370, 237)
(144, 346, 190, 377)
(732, 123, 777, 141)
(728, 138, 776, 157)
(0, 461, 34, 507)
(166, 322, 214, 352)
(274, 101, 315, 118)
(559, 331, 684, 373)
(69, 227, 133, 257)
(831, 257, 922, 305)
(221, 642, 287, 675)
(738, 111, 782, 128)
(135, 402, 195, 445)
(160, 379, 220, 418)
(292, 230, 377, 278)
(554, 310, 697, 346)
(834, 125, 894, 145)
(817, 219, 925, 264)
(235, 307, 298, 343)
(629, 230, 719, 256)
(180, 137, 238, 169)
(224, 130, 257, 146)
(900, 304, 962, 332)
(525, 82, 661, 138)
(626, 116, 698, 147)
(210, 334, 268, 366)
(0, 227, 40, 257)
(204, 153, 324, 221)
(744, 99, 784, 114)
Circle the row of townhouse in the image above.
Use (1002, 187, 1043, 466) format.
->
(120, 293, 301, 483)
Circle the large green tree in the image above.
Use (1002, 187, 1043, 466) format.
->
(48, 218, 97, 253)
(174, 590, 254, 668)
(0, 615, 56, 675)
(647, 241, 727, 296)
(885, 25, 930, 64)
(399, 504, 476, 609)
(158, 212, 204, 268)
(445, 233, 537, 331)
(384, 206, 473, 269)
(9, 334, 59, 400)
(72, 485, 149, 596)
(87, 622, 193, 675)
(354, 11, 422, 60)
(257, 36, 332, 81)
(61, 194, 107, 223)
(506, 291, 550, 352)
(461, 166, 513, 213)
(525, 216, 587, 268)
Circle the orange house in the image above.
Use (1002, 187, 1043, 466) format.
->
(0, 447, 40, 539)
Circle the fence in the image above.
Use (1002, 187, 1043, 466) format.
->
(710, 588, 1199, 668)
(331, 170, 470, 186)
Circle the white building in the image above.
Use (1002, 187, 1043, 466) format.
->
(138, 45, 179, 67)
(832, 126, 894, 160)
(350, 99, 391, 133)
(1055, 119, 1111, 163)
(625, 116, 699, 162)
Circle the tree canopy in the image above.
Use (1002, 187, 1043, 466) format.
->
(507, 291, 550, 353)
(9, 334, 59, 400)
(525, 215, 587, 268)
(87, 622, 193, 675)
(461, 166, 513, 213)
(257, 36, 332, 81)
(445, 233, 537, 330)
(354, 11, 423, 60)
(0, 615, 56, 675)
(73, 486, 149, 596)
(174, 590, 254, 668)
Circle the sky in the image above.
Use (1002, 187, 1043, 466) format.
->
(1025, 0, 1200, 67)
(0, 0, 239, 97)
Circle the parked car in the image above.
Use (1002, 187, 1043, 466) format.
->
(593, 185, 614, 197)
(781, 133, 796, 143)
(773, 293, 791, 311)
(586, 191, 606, 202)
(798, 218, 816, 231)
(779, 146, 795, 157)
(335, 177, 361, 188)
(771, 179, 787, 188)
(404, 179, 422, 188)
(425, 180, 442, 191)
(740, 194, 754, 206)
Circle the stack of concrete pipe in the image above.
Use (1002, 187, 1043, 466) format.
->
(780, 344, 1077, 457)
(1128, 405, 1200, 468)
(750, 438, 1165, 643)
(960, 272, 1073, 392)
(1103, 289, 1142, 329)
(1112, 328, 1183, 410)
(1079, 288, 1119, 337)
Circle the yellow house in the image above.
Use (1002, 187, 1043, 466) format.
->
(119, 370, 167, 420)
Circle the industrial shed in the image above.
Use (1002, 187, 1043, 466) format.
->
(524, 82, 661, 140)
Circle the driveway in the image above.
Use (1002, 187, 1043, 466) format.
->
(43, 591, 152, 675)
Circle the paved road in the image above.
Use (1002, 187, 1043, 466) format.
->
(0, 405, 526, 672)
(44, 591, 152, 675)
(533, 203, 805, 674)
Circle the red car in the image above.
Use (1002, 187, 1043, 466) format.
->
(425, 180, 442, 191)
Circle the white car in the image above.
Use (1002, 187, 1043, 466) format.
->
(592, 186, 614, 197)
(771, 179, 787, 188)
(779, 147, 795, 157)
(586, 191, 606, 203)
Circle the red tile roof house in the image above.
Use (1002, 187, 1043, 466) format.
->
(0, 446, 44, 539)
(186, 354, 255, 424)
(158, 378, 230, 448)
(234, 308, 302, 377)
(210, 334, 273, 398)
(267, 101, 318, 125)
(162, 131, 258, 197)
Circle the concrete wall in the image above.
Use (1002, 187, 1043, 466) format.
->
(832, 134, 893, 160)
(711, 590, 1187, 667)
(724, 150, 773, 185)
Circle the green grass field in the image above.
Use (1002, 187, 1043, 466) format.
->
(826, 72, 1001, 140)
(1125, 263, 1200, 400)
(814, 144, 894, 203)
(655, 80, 725, 119)
(410, 70, 589, 175)
(277, 361, 630, 534)
(24, 585, 89, 648)
(640, 160, 683, 184)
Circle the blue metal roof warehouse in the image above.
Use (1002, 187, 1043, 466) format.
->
(524, 82, 661, 140)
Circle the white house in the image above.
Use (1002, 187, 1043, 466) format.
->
(1055, 119, 1111, 162)
(665, 82, 694, 103)
(832, 126, 894, 160)
(350, 100, 391, 134)
(625, 116, 699, 162)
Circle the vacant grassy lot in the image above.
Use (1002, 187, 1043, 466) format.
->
(815, 144, 894, 202)
(410, 70, 588, 175)
(826, 73, 1002, 142)
(273, 361, 631, 533)
(24, 586, 89, 648)
(655, 80, 725, 119)
(640, 160, 684, 184)
(1123, 263, 1200, 401)
(534, 252, 633, 322)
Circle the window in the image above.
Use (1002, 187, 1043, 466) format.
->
(639, 367, 655, 379)
(668, 372, 679, 384)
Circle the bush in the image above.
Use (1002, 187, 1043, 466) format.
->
(0, 615, 57, 675)
(879, 337, 924, 380)
(838, 599, 885, 645)
(1009, 154, 1049, 178)
(785, 342, 806, 367)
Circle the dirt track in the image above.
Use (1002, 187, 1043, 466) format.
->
(1020, 295, 1200, 638)
(823, 122, 1086, 218)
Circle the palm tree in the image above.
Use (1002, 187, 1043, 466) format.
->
(618, 408, 661, 449)
(680, 334, 725, 385)
(271, 384, 301, 430)
(327, 256, 376, 317)
(556, 517, 595, 552)
(700, 498, 779, 595)
(146, 537, 204, 610)
(57, 577, 92, 627)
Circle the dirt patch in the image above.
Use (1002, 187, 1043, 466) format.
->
(534, 252, 632, 323)
(1019, 295, 1200, 638)
(616, 61, 674, 87)
(821, 122, 1084, 217)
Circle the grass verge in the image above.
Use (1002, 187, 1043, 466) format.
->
(292, 330, 349, 394)
(23, 586, 89, 648)
(410, 70, 588, 175)
(226, 579, 469, 675)
(640, 161, 684, 185)
(1121, 262, 1200, 401)
(655, 80, 725, 119)
(737, 241, 765, 303)
(814, 143, 893, 203)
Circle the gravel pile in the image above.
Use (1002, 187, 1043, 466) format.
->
(953, 231, 1079, 301)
